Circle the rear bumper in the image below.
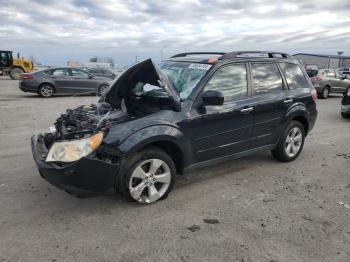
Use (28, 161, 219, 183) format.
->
(31, 135, 119, 197)
(308, 109, 317, 133)
(19, 80, 38, 93)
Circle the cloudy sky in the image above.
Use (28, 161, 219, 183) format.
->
(1, 0, 350, 66)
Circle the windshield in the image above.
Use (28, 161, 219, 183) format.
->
(306, 70, 318, 77)
(159, 62, 212, 99)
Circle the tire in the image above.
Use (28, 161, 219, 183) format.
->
(117, 147, 176, 204)
(320, 86, 330, 99)
(10, 68, 24, 80)
(271, 120, 305, 162)
(98, 84, 109, 96)
(38, 84, 55, 97)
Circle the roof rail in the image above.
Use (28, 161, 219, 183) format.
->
(170, 52, 226, 58)
(219, 51, 292, 60)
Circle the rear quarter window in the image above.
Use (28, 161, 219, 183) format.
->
(280, 63, 310, 89)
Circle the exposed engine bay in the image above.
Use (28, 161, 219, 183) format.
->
(41, 58, 181, 150)
(43, 102, 132, 148)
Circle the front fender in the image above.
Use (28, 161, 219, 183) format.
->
(118, 125, 193, 166)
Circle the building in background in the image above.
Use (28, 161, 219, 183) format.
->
(293, 53, 350, 69)
(66, 61, 81, 68)
(66, 61, 112, 68)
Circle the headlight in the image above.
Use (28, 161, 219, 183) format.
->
(46, 132, 103, 163)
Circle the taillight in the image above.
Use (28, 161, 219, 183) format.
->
(315, 76, 323, 81)
(20, 75, 33, 80)
(311, 89, 317, 103)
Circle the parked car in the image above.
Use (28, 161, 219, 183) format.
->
(341, 87, 350, 118)
(19, 67, 111, 97)
(339, 67, 350, 76)
(306, 68, 350, 99)
(31, 51, 317, 204)
(86, 68, 116, 80)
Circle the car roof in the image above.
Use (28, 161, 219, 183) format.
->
(165, 51, 298, 64)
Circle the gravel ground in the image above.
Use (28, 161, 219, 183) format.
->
(0, 78, 349, 262)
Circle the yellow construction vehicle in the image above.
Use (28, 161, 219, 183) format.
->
(0, 50, 34, 80)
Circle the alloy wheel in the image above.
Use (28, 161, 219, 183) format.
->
(284, 127, 303, 158)
(40, 85, 53, 97)
(129, 159, 171, 204)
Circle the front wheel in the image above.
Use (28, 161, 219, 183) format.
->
(118, 147, 176, 204)
(271, 121, 305, 162)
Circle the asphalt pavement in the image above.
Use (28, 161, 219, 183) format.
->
(0, 78, 349, 262)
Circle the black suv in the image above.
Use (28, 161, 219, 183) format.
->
(31, 51, 318, 204)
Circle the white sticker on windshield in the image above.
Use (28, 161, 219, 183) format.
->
(188, 63, 212, 70)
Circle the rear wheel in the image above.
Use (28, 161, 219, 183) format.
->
(320, 86, 330, 99)
(38, 84, 54, 97)
(271, 121, 305, 162)
(10, 67, 24, 80)
(118, 147, 175, 204)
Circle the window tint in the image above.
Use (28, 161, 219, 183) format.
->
(52, 69, 69, 76)
(251, 63, 283, 95)
(204, 64, 247, 101)
(280, 63, 310, 89)
(71, 69, 89, 78)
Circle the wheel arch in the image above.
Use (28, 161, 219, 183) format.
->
(284, 104, 310, 135)
(291, 115, 309, 135)
(118, 125, 192, 174)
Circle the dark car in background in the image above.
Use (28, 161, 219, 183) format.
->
(86, 68, 116, 80)
(341, 87, 350, 118)
(306, 68, 350, 99)
(19, 67, 111, 97)
(31, 51, 317, 204)
(339, 67, 350, 76)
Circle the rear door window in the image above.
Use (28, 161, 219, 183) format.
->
(251, 63, 283, 95)
(52, 69, 69, 76)
(280, 63, 310, 89)
(71, 69, 89, 78)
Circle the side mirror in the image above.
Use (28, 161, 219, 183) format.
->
(201, 90, 224, 106)
(341, 75, 347, 80)
(88, 74, 94, 79)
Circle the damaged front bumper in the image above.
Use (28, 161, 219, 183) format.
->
(31, 134, 119, 197)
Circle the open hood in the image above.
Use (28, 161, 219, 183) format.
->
(105, 59, 181, 111)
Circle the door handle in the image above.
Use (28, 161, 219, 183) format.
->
(284, 98, 293, 103)
(240, 107, 254, 113)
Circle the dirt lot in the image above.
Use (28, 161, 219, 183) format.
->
(0, 78, 349, 262)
